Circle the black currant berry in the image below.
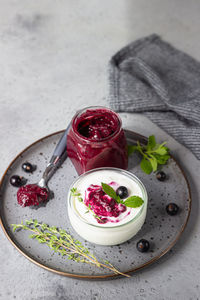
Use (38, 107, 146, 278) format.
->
(156, 171, 167, 181)
(166, 203, 179, 216)
(116, 186, 128, 199)
(10, 175, 24, 187)
(136, 239, 150, 253)
(22, 162, 35, 173)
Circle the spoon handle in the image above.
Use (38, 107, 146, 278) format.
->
(42, 125, 70, 183)
(49, 125, 70, 164)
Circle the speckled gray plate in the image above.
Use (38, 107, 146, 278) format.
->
(0, 130, 191, 279)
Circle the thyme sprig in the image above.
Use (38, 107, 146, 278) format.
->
(11, 219, 130, 277)
(71, 188, 103, 223)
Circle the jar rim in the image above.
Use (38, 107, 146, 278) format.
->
(71, 106, 122, 143)
(68, 167, 148, 229)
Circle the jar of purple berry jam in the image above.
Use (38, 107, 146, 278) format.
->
(67, 106, 128, 175)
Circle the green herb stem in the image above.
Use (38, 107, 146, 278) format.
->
(11, 220, 130, 278)
(71, 189, 103, 222)
(85, 204, 103, 222)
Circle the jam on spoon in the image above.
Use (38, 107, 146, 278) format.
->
(16, 126, 70, 207)
(17, 184, 48, 207)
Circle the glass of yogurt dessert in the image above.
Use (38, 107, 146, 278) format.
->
(67, 168, 148, 246)
(67, 106, 128, 175)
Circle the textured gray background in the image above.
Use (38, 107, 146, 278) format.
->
(0, 1, 200, 299)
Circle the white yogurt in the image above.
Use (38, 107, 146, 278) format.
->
(67, 168, 148, 246)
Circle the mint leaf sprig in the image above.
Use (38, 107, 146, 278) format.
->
(128, 135, 170, 174)
(11, 219, 130, 277)
(101, 183, 144, 208)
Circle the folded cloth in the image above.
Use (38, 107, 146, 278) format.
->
(109, 34, 200, 160)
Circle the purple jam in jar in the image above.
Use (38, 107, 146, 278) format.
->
(67, 107, 128, 175)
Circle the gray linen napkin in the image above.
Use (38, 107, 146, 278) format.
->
(109, 34, 200, 160)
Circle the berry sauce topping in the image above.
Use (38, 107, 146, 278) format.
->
(77, 110, 119, 141)
(84, 183, 126, 224)
(17, 184, 48, 207)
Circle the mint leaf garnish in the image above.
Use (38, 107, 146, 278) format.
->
(127, 145, 138, 156)
(147, 135, 156, 150)
(149, 156, 157, 172)
(101, 183, 121, 203)
(128, 135, 170, 174)
(153, 147, 167, 155)
(124, 196, 144, 208)
(154, 153, 170, 165)
(101, 183, 144, 208)
(140, 158, 153, 174)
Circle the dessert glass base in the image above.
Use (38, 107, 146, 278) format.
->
(67, 168, 148, 246)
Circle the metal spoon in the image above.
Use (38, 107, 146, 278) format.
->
(37, 125, 70, 195)
(17, 126, 70, 207)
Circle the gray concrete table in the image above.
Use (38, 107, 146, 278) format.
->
(0, 1, 200, 299)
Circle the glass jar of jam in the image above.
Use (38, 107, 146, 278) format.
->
(67, 106, 128, 175)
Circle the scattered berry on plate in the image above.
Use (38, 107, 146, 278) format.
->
(136, 239, 150, 252)
(156, 171, 167, 181)
(166, 203, 179, 216)
(22, 162, 35, 173)
(116, 186, 128, 199)
(10, 175, 26, 187)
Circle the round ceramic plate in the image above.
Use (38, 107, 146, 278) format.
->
(0, 130, 191, 279)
